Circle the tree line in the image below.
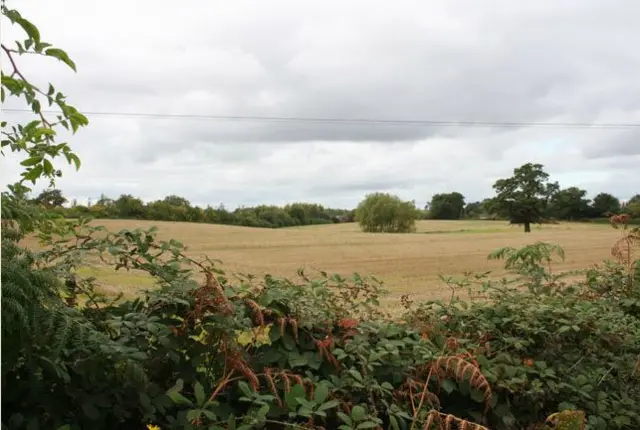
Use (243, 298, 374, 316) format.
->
(354, 163, 639, 233)
(32, 173, 638, 230)
(425, 187, 638, 222)
(33, 190, 356, 228)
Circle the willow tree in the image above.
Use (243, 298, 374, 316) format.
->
(355, 192, 419, 233)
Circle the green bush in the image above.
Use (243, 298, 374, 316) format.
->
(404, 237, 640, 429)
(355, 192, 420, 233)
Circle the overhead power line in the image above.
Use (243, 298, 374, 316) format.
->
(2, 108, 639, 129)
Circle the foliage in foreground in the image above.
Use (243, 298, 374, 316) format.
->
(2, 208, 639, 429)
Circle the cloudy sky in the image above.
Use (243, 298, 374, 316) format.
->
(1, 0, 639, 209)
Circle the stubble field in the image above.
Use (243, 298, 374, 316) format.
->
(32, 218, 621, 306)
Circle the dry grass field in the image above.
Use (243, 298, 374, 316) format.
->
(27, 219, 622, 306)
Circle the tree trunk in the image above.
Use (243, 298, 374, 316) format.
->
(524, 221, 531, 233)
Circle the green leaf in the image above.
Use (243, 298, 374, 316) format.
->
(69, 154, 80, 170)
(288, 351, 308, 367)
(194, 381, 205, 406)
(45, 48, 77, 72)
(43, 159, 53, 175)
(298, 406, 313, 417)
(442, 379, 457, 394)
(314, 383, 329, 403)
(470, 388, 487, 403)
(257, 404, 269, 418)
(31, 99, 41, 114)
(317, 399, 341, 411)
(25, 164, 44, 183)
(389, 415, 400, 430)
(170, 378, 184, 392)
(285, 383, 306, 409)
(348, 369, 363, 382)
(187, 409, 202, 421)
(15, 16, 41, 43)
(351, 405, 366, 422)
(227, 415, 237, 430)
(237, 381, 253, 397)
(337, 412, 353, 426)
(20, 156, 43, 166)
(357, 422, 379, 429)
(167, 390, 193, 406)
(34, 41, 52, 52)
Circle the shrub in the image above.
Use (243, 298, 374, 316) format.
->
(355, 192, 419, 233)
(404, 232, 640, 429)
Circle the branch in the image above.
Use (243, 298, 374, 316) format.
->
(1, 42, 52, 127)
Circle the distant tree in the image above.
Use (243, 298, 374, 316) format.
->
(428, 192, 466, 220)
(286, 203, 307, 225)
(163, 195, 190, 207)
(490, 163, 559, 233)
(591, 193, 621, 217)
(95, 193, 114, 207)
(623, 195, 640, 218)
(463, 201, 484, 219)
(203, 206, 217, 223)
(33, 188, 67, 208)
(114, 194, 145, 219)
(341, 209, 356, 223)
(548, 187, 591, 220)
(624, 202, 640, 218)
(627, 194, 640, 205)
(355, 192, 419, 233)
(215, 204, 234, 224)
(186, 205, 205, 222)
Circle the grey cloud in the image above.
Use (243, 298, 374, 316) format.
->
(582, 129, 640, 159)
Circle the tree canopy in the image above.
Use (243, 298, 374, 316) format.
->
(490, 163, 559, 232)
(591, 192, 621, 217)
(33, 188, 67, 208)
(548, 186, 591, 221)
(427, 192, 465, 220)
(355, 192, 419, 233)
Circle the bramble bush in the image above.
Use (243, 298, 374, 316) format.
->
(4, 203, 639, 430)
(3, 5, 640, 430)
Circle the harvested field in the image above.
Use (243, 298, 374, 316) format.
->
(25, 219, 621, 305)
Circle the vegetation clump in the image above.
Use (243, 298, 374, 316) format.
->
(355, 192, 420, 233)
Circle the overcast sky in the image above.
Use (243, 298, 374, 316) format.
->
(1, 0, 639, 209)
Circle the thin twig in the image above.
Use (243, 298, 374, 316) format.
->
(207, 369, 235, 403)
(410, 366, 434, 430)
(1, 43, 52, 127)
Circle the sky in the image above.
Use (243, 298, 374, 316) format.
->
(1, 0, 639, 209)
